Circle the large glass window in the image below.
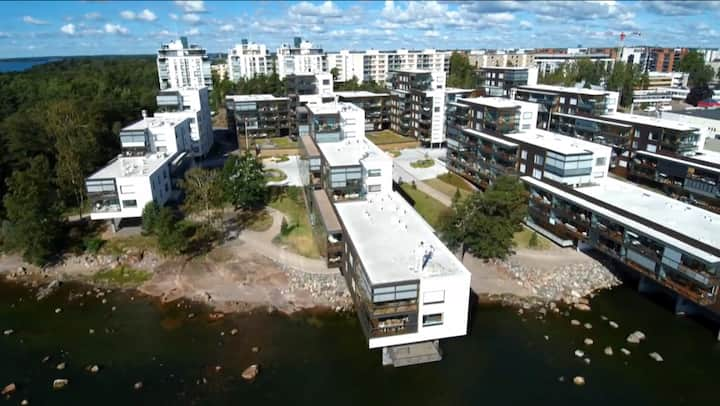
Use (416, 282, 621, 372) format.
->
(422, 313, 443, 326)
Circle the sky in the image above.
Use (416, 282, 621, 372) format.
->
(1, 0, 719, 58)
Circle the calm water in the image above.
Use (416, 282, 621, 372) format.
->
(0, 58, 61, 73)
(0, 280, 718, 405)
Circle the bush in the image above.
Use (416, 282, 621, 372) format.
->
(280, 216, 291, 236)
(83, 237, 105, 254)
(141, 202, 160, 235)
(411, 180, 417, 189)
(155, 208, 190, 255)
(528, 231, 539, 248)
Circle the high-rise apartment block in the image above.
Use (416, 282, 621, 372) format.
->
(326, 49, 450, 83)
(157, 37, 212, 90)
(227, 39, 270, 81)
(388, 70, 447, 146)
(276, 37, 326, 79)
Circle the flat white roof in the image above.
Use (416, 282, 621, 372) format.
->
(636, 150, 720, 175)
(692, 149, 720, 167)
(459, 96, 522, 109)
(602, 112, 699, 132)
(307, 102, 341, 115)
(517, 84, 608, 96)
(334, 191, 470, 285)
(122, 116, 186, 132)
(504, 129, 612, 156)
(462, 128, 518, 148)
(335, 90, 390, 97)
(318, 136, 387, 167)
(88, 153, 172, 180)
(554, 112, 633, 128)
(523, 176, 720, 263)
(445, 87, 474, 94)
(226, 94, 289, 102)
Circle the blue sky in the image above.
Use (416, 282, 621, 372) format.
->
(1, 1, 718, 58)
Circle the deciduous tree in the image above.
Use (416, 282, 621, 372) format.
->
(222, 153, 267, 210)
(180, 167, 224, 227)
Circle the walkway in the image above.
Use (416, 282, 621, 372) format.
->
(393, 163, 452, 207)
(228, 208, 334, 275)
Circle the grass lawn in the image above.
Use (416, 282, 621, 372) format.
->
(265, 168, 288, 182)
(410, 158, 435, 169)
(513, 226, 552, 250)
(246, 209, 274, 232)
(268, 187, 320, 258)
(388, 150, 401, 158)
(99, 235, 159, 256)
(252, 136, 297, 149)
(425, 178, 472, 200)
(400, 184, 450, 229)
(367, 130, 416, 145)
(91, 266, 152, 287)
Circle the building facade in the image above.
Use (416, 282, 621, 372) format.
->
(225, 94, 291, 143)
(326, 49, 450, 84)
(467, 50, 535, 68)
(477, 66, 539, 97)
(335, 91, 391, 131)
(227, 40, 270, 81)
(388, 70, 446, 146)
(155, 87, 213, 158)
(276, 37, 326, 79)
(157, 37, 212, 90)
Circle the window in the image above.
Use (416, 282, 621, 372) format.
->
(519, 163, 526, 173)
(120, 185, 135, 194)
(570, 98, 577, 105)
(423, 290, 445, 304)
(368, 184, 381, 192)
(534, 154, 545, 165)
(322, 79, 330, 85)
(522, 112, 533, 119)
(595, 157, 607, 166)
(532, 168, 543, 179)
(521, 150, 527, 160)
(521, 124, 531, 130)
(422, 313, 443, 327)
(560, 97, 565, 104)
(434, 106, 440, 112)
(122, 199, 138, 208)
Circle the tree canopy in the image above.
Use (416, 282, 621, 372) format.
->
(677, 50, 715, 88)
(180, 167, 224, 226)
(222, 153, 268, 210)
(448, 52, 478, 89)
(1, 156, 64, 265)
(334, 76, 388, 93)
(439, 176, 528, 260)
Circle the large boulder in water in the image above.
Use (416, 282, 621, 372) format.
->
(242, 364, 259, 381)
(52, 379, 68, 390)
(626, 331, 646, 344)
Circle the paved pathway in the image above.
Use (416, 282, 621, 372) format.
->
(229, 208, 334, 275)
(393, 163, 452, 206)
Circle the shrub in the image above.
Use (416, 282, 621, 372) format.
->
(141, 202, 160, 235)
(528, 231, 539, 248)
(280, 216, 291, 236)
(83, 237, 105, 254)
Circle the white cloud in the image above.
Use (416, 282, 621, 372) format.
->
(23, 16, 48, 25)
(175, 1, 206, 13)
(169, 13, 179, 20)
(84, 12, 102, 21)
(104, 23, 129, 35)
(219, 24, 234, 32)
(60, 23, 76, 35)
(289, 1, 342, 17)
(121, 9, 157, 22)
(424, 30, 440, 37)
(182, 13, 202, 24)
(485, 12, 515, 23)
(186, 27, 200, 36)
(519, 20, 533, 30)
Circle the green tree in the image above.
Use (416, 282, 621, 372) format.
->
(330, 67, 340, 81)
(1, 156, 63, 265)
(141, 201, 161, 235)
(222, 153, 267, 210)
(155, 207, 189, 255)
(678, 50, 715, 87)
(180, 167, 224, 226)
(440, 176, 528, 260)
(45, 101, 100, 217)
(639, 71, 650, 90)
(448, 52, 477, 89)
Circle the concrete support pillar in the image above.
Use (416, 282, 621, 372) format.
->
(382, 347, 392, 366)
(110, 218, 121, 233)
(638, 277, 655, 294)
(674, 296, 695, 316)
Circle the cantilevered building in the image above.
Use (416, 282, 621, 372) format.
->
(157, 37, 212, 90)
(388, 70, 446, 146)
(335, 91, 391, 131)
(298, 102, 471, 366)
(225, 94, 291, 143)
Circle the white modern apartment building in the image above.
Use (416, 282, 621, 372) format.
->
(298, 101, 471, 366)
(157, 37, 212, 90)
(86, 114, 192, 224)
(662, 109, 720, 149)
(533, 53, 614, 74)
(227, 39, 270, 81)
(155, 87, 214, 158)
(326, 49, 450, 83)
(276, 37, 326, 79)
(468, 49, 535, 68)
